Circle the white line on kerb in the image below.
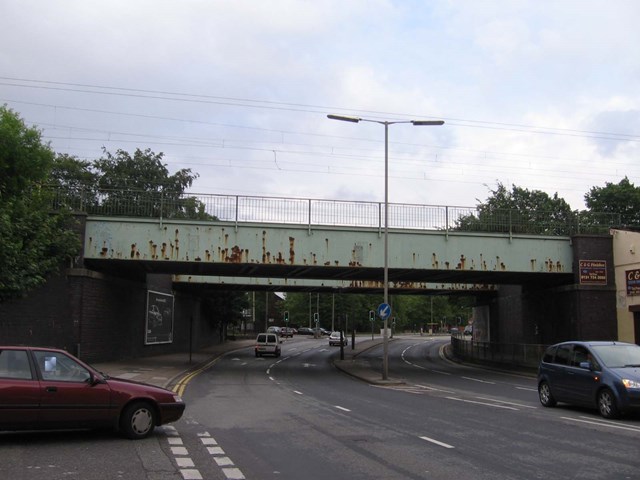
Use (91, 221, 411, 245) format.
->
(419, 435, 455, 449)
(335, 405, 351, 412)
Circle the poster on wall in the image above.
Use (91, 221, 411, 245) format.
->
(145, 290, 174, 345)
(579, 260, 607, 285)
(627, 269, 640, 296)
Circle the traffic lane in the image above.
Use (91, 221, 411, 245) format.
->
(182, 342, 458, 480)
(359, 338, 541, 407)
(176, 338, 640, 480)
(307, 359, 640, 477)
(273, 338, 640, 479)
(0, 428, 181, 480)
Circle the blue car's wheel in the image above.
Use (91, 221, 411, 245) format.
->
(538, 381, 556, 407)
(597, 388, 620, 419)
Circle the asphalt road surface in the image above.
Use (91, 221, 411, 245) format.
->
(179, 335, 640, 479)
(2, 335, 640, 480)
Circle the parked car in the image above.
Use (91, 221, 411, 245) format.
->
(537, 341, 640, 419)
(0, 346, 185, 439)
(297, 327, 314, 335)
(328, 331, 348, 346)
(280, 327, 294, 338)
(255, 333, 281, 357)
(266, 326, 281, 335)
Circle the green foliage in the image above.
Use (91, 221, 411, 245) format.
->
(456, 183, 576, 235)
(280, 292, 473, 333)
(584, 177, 640, 226)
(0, 106, 80, 301)
(283, 292, 381, 331)
(51, 148, 216, 220)
(0, 106, 54, 199)
(393, 295, 473, 331)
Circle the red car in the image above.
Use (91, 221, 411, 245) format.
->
(0, 346, 185, 439)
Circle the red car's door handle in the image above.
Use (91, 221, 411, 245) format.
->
(45, 386, 58, 393)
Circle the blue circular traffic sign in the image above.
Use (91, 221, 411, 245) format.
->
(377, 303, 392, 320)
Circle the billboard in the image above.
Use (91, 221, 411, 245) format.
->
(145, 290, 174, 345)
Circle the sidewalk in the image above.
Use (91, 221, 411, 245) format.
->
(92, 335, 403, 391)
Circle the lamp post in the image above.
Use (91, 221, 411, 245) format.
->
(327, 114, 444, 380)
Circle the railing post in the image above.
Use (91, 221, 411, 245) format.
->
(378, 202, 383, 237)
(509, 209, 513, 242)
(445, 206, 449, 240)
(235, 195, 239, 232)
(308, 199, 312, 235)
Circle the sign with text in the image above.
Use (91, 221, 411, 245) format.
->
(145, 290, 174, 345)
(579, 260, 607, 285)
(626, 268, 640, 296)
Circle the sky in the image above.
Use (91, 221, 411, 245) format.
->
(1, 0, 639, 211)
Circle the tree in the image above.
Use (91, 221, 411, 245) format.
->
(50, 153, 100, 211)
(93, 148, 200, 217)
(456, 183, 575, 235)
(0, 106, 80, 301)
(584, 177, 640, 227)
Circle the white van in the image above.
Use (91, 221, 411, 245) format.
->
(255, 333, 281, 357)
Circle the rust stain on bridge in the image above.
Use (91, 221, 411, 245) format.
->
(88, 229, 566, 274)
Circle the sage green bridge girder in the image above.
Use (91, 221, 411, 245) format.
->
(82, 216, 575, 292)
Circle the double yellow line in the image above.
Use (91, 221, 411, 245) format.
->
(172, 355, 223, 397)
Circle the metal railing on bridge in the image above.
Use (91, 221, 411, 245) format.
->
(48, 187, 625, 236)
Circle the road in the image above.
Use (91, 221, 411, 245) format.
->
(179, 335, 640, 479)
(2, 335, 640, 479)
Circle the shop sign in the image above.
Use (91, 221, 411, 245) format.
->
(579, 260, 607, 285)
(627, 268, 640, 295)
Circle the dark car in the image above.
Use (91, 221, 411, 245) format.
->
(0, 346, 185, 439)
(297, 327, 314, 335)
(280, 327, 294, 338)
(537, 341, 640, 419)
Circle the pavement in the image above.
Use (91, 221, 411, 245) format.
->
(92, 334, 407, 392)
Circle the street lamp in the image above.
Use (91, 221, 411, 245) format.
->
(328, 114, 444, 380)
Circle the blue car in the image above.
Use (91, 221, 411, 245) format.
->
(538, 341, 640, 419)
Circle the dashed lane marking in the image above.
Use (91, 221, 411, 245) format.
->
(419, 435, 455, 449)
(161, 426, 247, 480)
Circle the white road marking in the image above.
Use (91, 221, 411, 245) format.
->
(446, 396, 519, 410)
(222, 467, 246, 479)
(419, 435, 455, 449)
(294, 390, 304, 395)
(180, 469, 203, 479)
(516, 386, 537, 392)
(413, 384, 455, 394)
(171, 446, 189, 455)
(462, 376, 496, 384)
(562, 416, 640, 433)
(176, 458, 195, 468)
(335, 405, 351, 412)
(475, 396, 537, 409)
(214, 457, 235, 466)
